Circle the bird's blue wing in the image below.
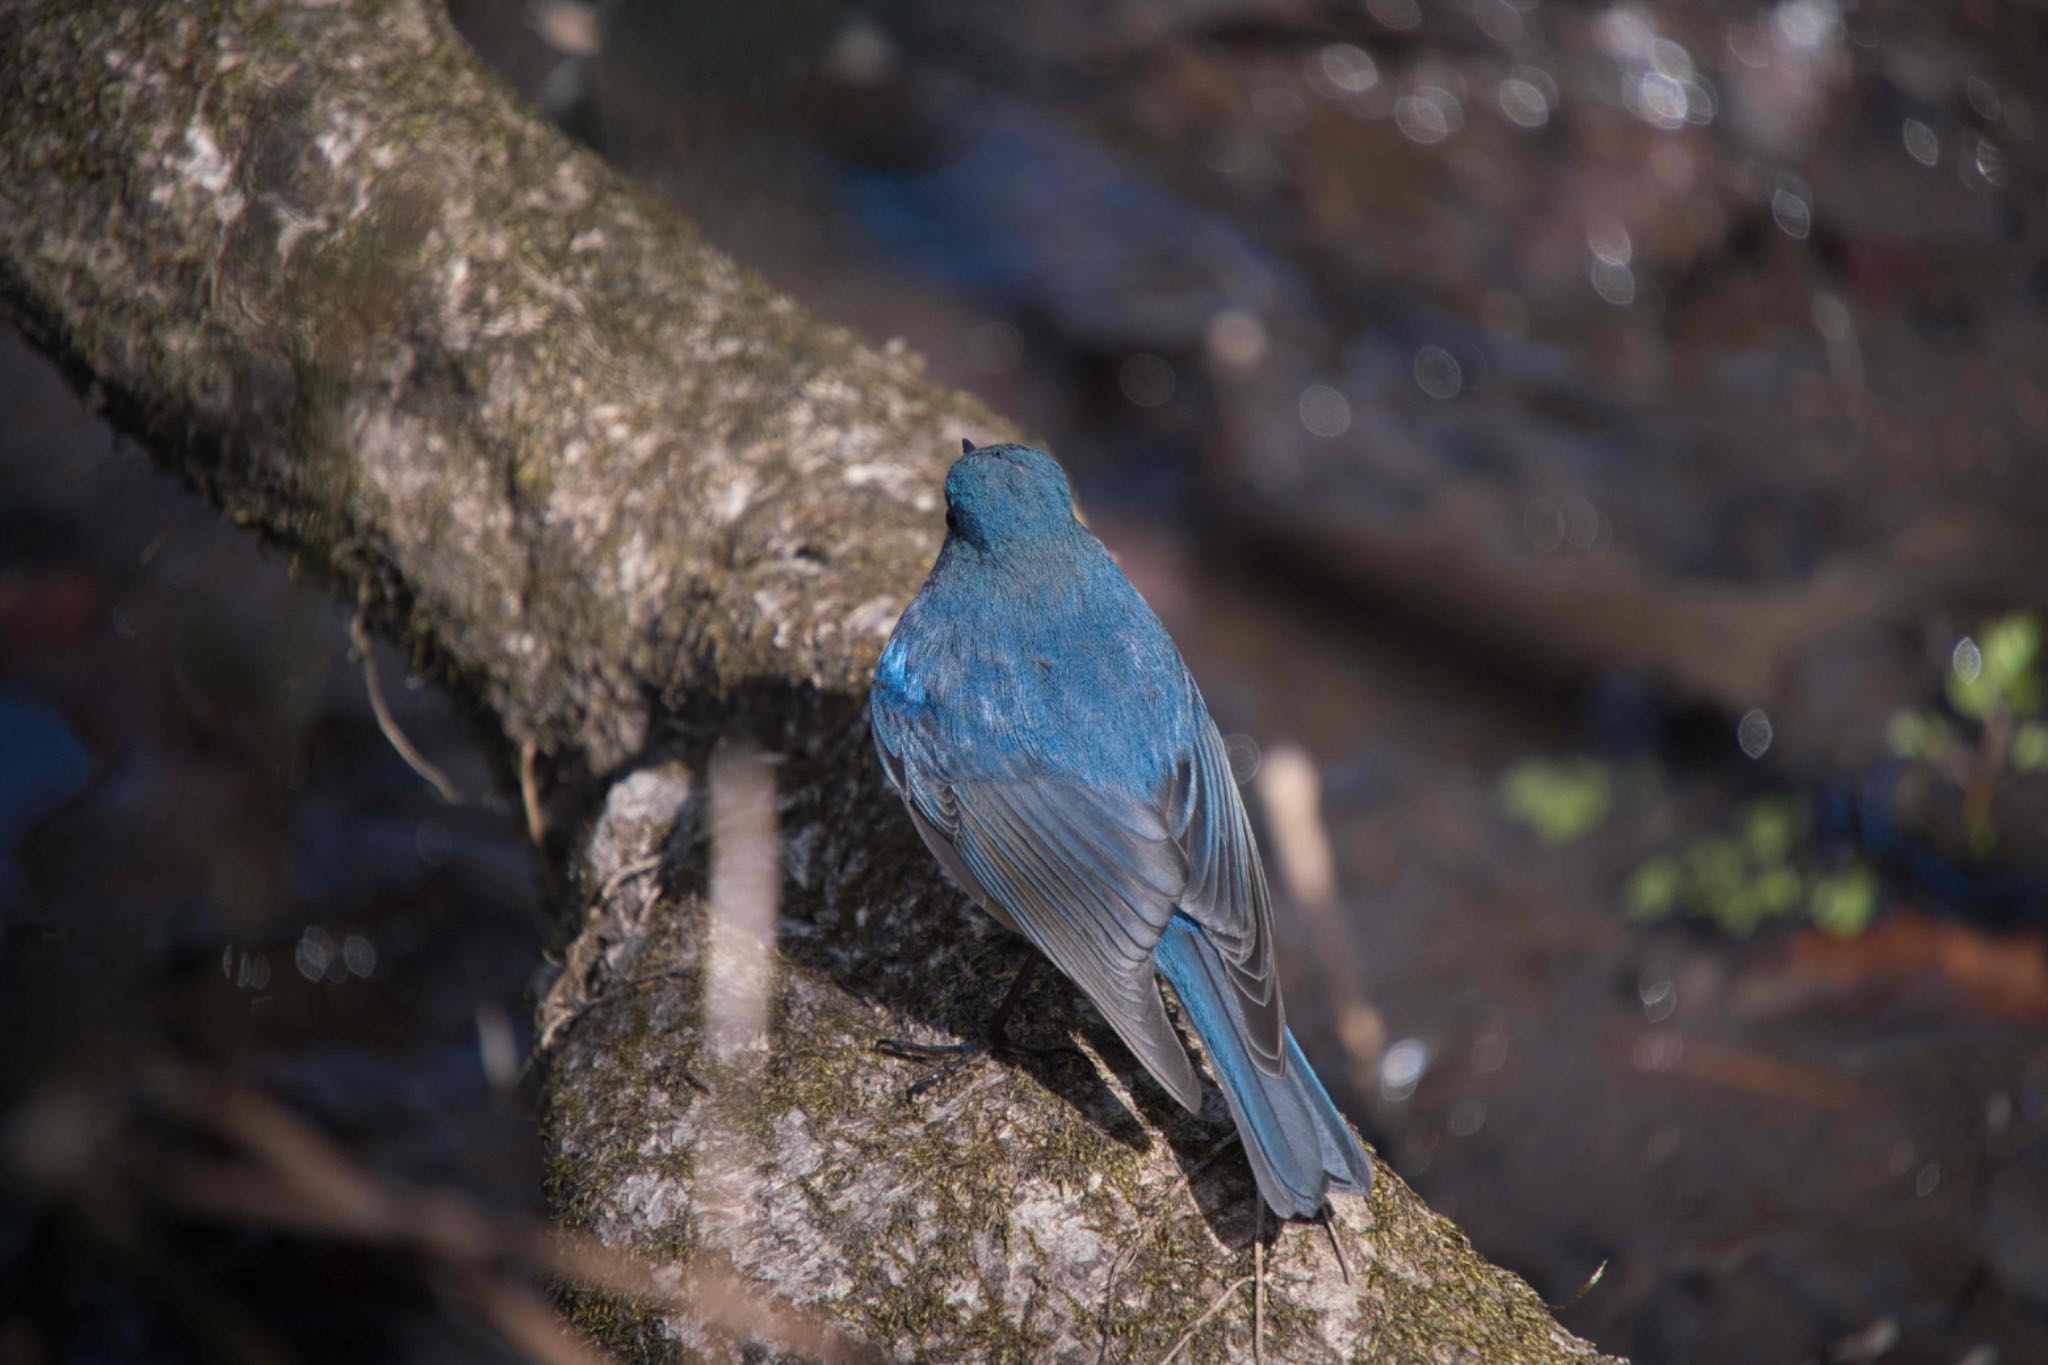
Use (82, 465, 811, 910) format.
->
(1164, 682, 1285, 1072)
(950, 776, 1204, 1109)
(872, 663, 1288, 1106)
(873, 697, 1203, 1109)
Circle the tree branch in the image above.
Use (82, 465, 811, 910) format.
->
(0, 2, 1620, 1360)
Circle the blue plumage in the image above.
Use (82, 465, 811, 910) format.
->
(870, 441, 1371, 1218)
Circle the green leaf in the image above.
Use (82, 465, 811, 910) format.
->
(1886, 709, 1953, 762)
(1948, 644, 1992, 721)
(2014, 723, 2048, 773)
(1739, 798, 1806, 866)
(1949, 613, 2041, 720)
(1685, 837, 1745, 899)
(1809, 866, 1878, 937)
(1753, 865, 1805, 916)
(1716, 883, 1769, 936)
(1498, 758, 1614, 846)
(1980, 613, 2042, 715)
(1626, 857, 1683, 920)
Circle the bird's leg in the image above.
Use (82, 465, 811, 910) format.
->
(982, 953, 1045, 1051)
(874, 956, 1086, 1098)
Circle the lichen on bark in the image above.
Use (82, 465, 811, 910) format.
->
(0, 1, 1621, 1360)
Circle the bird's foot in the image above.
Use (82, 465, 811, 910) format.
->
(873, 1036, 989, 1098)
(873, 1032, 1086, 1100)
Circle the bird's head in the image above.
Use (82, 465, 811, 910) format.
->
(942, 441, 1078, 551)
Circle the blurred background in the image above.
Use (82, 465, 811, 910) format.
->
(5, 0, 2048, 1361)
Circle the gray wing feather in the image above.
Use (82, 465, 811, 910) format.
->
(1168, 700, 1284, 1071)
(872, 667, 1282, 1107)
(949, 780, 1201, 1109)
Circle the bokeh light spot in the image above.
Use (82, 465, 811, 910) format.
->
(342, 933, 378, 978)
(1635, 71, 1691, 129)
(1396, 88, 1462, 144)
(1638, 970, 1677, 1022)
(1367, 0, 1421, 32)
(1773, 0, 1838, 51)
(1298, 383, 1352, 437)
(1381, 1036, 1432, 1101)
(1973, 138, 2008, 188)
(1448, 1098, 1488, 1137)
(1590, 257, 1637, 306)
(1312, 43, 1379, 97)
(1205, 309, 1268, 370)
(1902, 118, 1940, 167)
(1596, 7, 1654, 61)
(1118, 353, 1176, 408)
(1965, 75, 2002, 122)
(1953, 636, 1983, 685)
(1470, 1029, 1510, 1074)
(1588, 217, 1633, 267)
(1498, 76, 1550, 129)
(295, 926, 336, 982)
(1474, 0, 1524, 43)
(1770, 179, 1812, 238)
(1413, 345, 1463, 399)
(1738, 708, 1774, 759)
(1648, 38, 1695, 81)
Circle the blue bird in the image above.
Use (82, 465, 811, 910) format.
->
(870, 439, 1372, 1218)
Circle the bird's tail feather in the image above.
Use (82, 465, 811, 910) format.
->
(1155, 915, 1373, 1219)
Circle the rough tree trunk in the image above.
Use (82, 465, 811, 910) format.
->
(0, 2, 1620, 1360)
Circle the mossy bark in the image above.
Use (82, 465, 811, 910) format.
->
(0, 2, 1621, 1360)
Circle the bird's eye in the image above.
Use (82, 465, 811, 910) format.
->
(945, 509, 959, 533)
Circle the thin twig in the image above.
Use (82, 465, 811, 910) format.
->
(1258, 746, 1382, 1087)
(1549, 1260, 1608, 1310)
(351, 612, 463, 805)
(525, 852, 680, 1073)
(1254, 1202, 1266, 1365)
(1319, 1207, 1352, 1285)
(1155, 1276, 1253, 1365)
(529, 849, 675, 1069)
(520, 737, 546, 846)
(598, 854, 664, 906)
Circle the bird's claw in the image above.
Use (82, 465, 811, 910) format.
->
(873, 1037, 988, 1098)
(873, 1033, 1087, 1099)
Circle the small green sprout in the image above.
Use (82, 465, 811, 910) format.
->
(1740, 798, 1802, 864)
(1945, 613, 2039, 722)
(1621, 796, 1876, 937)
(1625, 856, 1683, 921)
(1890, 611, 2047, 857)
(1498, 757, 1614, 847)
(1809, 867, 1878, 937)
